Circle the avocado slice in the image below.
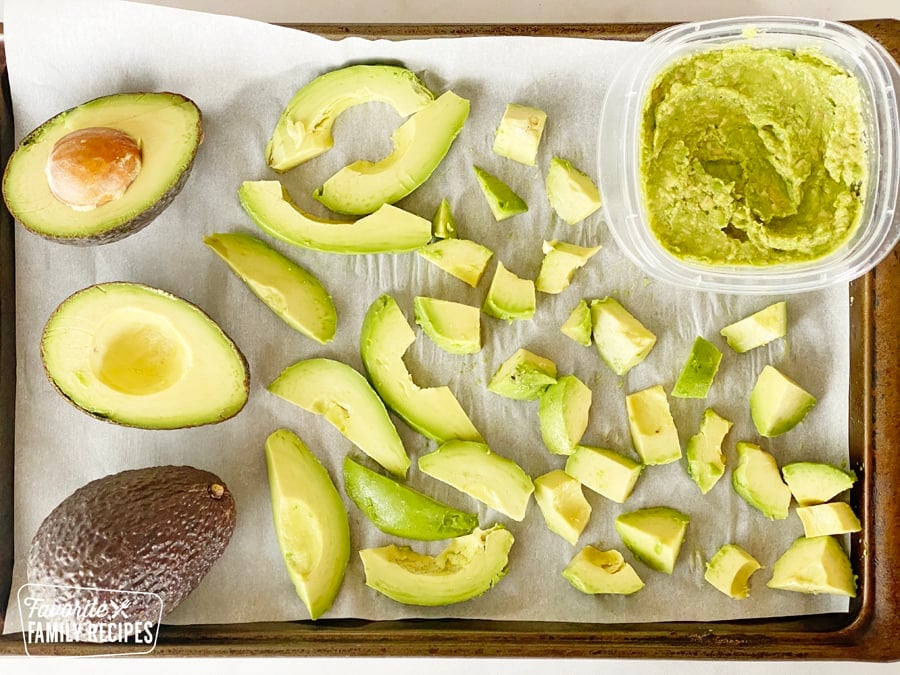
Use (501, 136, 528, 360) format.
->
(204, 232, 336, 344)
(432, 198, 457, 239)
(265, 429, 350, 620)
(487, 348, 557, 400)
(492, 103, 547, 166)
(313, 91, 470, 215)
(750, 365, 817, 437)
(359, 525, 514, 606)
(795, 502, 861, 537)
(767, 535, 857, 597)
(239, 180, 432, 254)
(266, 64, 434, 171)
(626, 385, 682, 466)
(565, 445, 643, 504)
(361, 294, 482, 443)
(560, 300, 592, 346)
(418, 238, 494, 287)
(40, 282, 248, 429)
(268, 357, 410, 477)
(533, 470, 592, 545)
(671, 336, 723, 399)
(538, 374, 592, 455)
(535, 240, 601, 294)
(590, 297, 657, 376)
(545, 157, 602, 225)
(3, 92, 202, 244)
(418, 440, 535, 521)
(482, 262, 536, 322)
(413, 296, 481, 354)
(685, 408, 733, 495)
(704, 544, 761, 599)
(473, 166, 527, 221)
(732, 441, 792, 520)
(343, 457, 478, 541)
(781, 462, 857, 506)
(720, 301, 787, 353)
(562, 547, 645, 595)
(614, 507, 690, 574)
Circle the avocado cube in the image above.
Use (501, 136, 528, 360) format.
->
(671, 336, 722, 399)
(795, 502, 861, 537)
(492, 103, 547, 165)
(432, 198, 457, 239)
(538, 375, 592, 455)
(488, 348, 557, 400)
(767, 536, 857, 597)
(704, 543, 761, 599)
(483, 262, 536, 322)
(473, 166, 527, 221)
(565, 445, 643, 503)
(560, 300, 592, 346)
(545, 156, 602, 225)
(536, 240, 601, 294)
(720, 301, 787, 353)
(418, 238, 494, 287)
(731, 442, 792, 520)
(750, 365, 817, 437)
(533, 470, 592, 545)
(685, 408, 733, 494)
(413, 296, 481, 355)
(781, 462, 857, 506)
(562, 546, 644, 595)
(590, 297, 657, 376)
(614, 507, 690, 574)
(626, 385, 681, 466)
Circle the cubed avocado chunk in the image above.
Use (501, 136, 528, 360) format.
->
(781, 462, 857, 506)
(767, 536, 857, 597)
(538, 375, 591, 455)
(591, 297, 657, 376)
(795, 502, 861, 537)
(414, 296, 481, 355)
(483, 263, 536, 322)
(671, 336, 722, 399)
(704, 544, 761, 599)
(750, 365, 817, 437)
(626, 385, 682, 466)
(685, 408, 733, 495)
(418, 238, 494, 287)
(545, 157, 602, 225)
(732, 442, 792, 520)
(432, 198, 457, 239)
(565, 445, 643, 503)
(614, 507, 690, 574)
(561, 300, 592, 346)
(720, 301, 787, 353)
(535, 240, 601, 294)
(488, 348, 557, 400)
(473, 166, 528, 221)
(533, 470, 592, 545)
(562, 546, 644, 595)
(492, 103, 547, 165)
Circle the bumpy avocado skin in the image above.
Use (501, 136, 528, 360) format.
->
(26, 466, 236, 642)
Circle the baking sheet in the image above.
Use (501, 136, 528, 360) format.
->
(2, 0, 850, 632)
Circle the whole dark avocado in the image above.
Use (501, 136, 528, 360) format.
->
(27, 465, 236, 641)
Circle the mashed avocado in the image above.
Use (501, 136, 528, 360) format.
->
(640, 47, 867, 266)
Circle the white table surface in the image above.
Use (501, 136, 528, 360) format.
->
(1, 0, 898, 672)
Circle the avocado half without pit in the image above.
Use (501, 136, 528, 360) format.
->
(41, 282, 249, 429)
(3, 92, 202, 244)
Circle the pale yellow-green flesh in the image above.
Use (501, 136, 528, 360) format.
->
(545, 157, 602, 225)
(492, 104, 547, 166)
(614, 507, 690, 574)
(538, 375, 591, 455)
(483, 263, 535, 321)
(417, 238, 494, 287)
(704, 544, 761, 599)
(565, 445, 643, 504)
(562, 546, 644, 595)
(268, 358, 410, 477)
(487, 348, 557, 401)
(533, 470, 592, 545)
(750, 365, 817, 437)
(5, 93, 200, 238)
(626, 385, 682, 465)
(732, 442, 792, 520)
(767, 536, 856, 597)
(41, 283, 247, 429)
(796, 502, 861, 537)
(720, 301, 787, 353)
(413, 296, 481, 354)
(685, 408, 733, 494)
(591, 297, 657, 376)
(781, 462, 857, 506)
(535, 241, 601, 294)
(265, 429, 350, 619)
(560, 300, 592, 346)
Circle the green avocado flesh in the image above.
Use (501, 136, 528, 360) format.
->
(418, 238, 494, 287)
(41, 282, 248, 429)
(750, 365, 817, 437)
(314, 90, 470, 215)
(265, 429, 350, 620)
(204, 232, 336, 344)
(560, 300, 592, 346)
(361, 294, 482, 443)
(343, 457, 478, 540)
(614, 507, 690, 574)
(671, 336, 722, 399)
(538, 375, 591, 455)
(720, 301, 787, 353)
(482, 263, 536, 322)
(488, 348, 557, 400)
(432, 198, 457, 238)
(704, 544, 761, 599)
(473, 166, 527, 220)
(781, 462, 857, 506)
(239, 180, 431, 254)
(565, 444, 643, 504)
(4, 92, 202, 243)
(359, 525, 514, 606)
(732, 441, 792, 520)
(767, 535, 856, 597)
(268, 357, 410, 477)
(685, 408, 733, 495)
(266, 64, 434, 172)
(414, 296, 481, 354)
(562, 546, 645, 595)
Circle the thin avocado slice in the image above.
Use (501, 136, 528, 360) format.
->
(732, 441, 792, 520)
(413, 296, 481, 354)
(545, 157, 602, 225)
(720, 301, 787, 353)
(473, 166, 527, 220)
(685, 408, 733, 495)
(361, 294, 482, 443)
(266, 64, 434, 171)
(343, 457, 478, 540)
(767, 536, 857, 597)
(560, 300, 592, 346)
(487, 348, 557, 400)
(418, 238, 494, 287)
(265, 429, 350, 620)
(492, 103, 547, 166)
(671, 336, 723, 399)
(268, 357, 410, 477)
(614, 506, 690, 574)
(562, 546, 644, 595)
(432, 198, 457, 239)
(204, 232, 336, 344)
(750, 365, 817, 437)
(533, 470, 592, 545)
(313, 91, 470, 215)
(359, 525, 514, 606)
(538, 374, 592, 455)
(482, 262, 536, 321)
(781, 462, 857, 506)
(239, 180, 431, 254)
(40, 282, 248, 429)
(704, 544, 761, 599)
(535, 240, 601, 294)
(3, 92, 202, 244)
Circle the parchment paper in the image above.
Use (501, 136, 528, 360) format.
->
(3, 0, 851, 632)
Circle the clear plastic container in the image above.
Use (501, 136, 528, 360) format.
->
(597, 17, 900, 294)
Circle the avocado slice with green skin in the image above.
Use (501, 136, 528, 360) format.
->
(204, 232, 336, 344)
(562, 547, 645, 595)
(704, 544, 761, 599)
(268, 357, 410, 477)
(795, 502, 861, 537)
(4, 92, 202, 244)
(343, 457, 478, 541)
(265, 429, 350, 620)
(767, 535, 857, 597)
(41, 282, 248, 429)
(535, 240, 602, 294)
(473, 166, 528, 221)
(614, 507, 690, 575)
(432, 198, 457, 239)
(781, 462, 857, 506)
(487, 348, 557, 400)
(565, 445, 643, 504)
(266, 64, 434, 172)
(413, 296, 481, 354)
(418, 440, 535, 521)
(492, 103, 547, 166)
(750, 365, 817, 437)
(362, 294, 482, 443)
(359, 525, 514, 606)
(418, 238, 494, 287)
(671, 336, 723, 399)
(591, 297, 657, 376)
(482, 262, 536, 321)
(626, 385, 682, 466)
(560, 300, 592, 346)
(720, 301, 787, 353)
(533, 470, 592, 545)
(313, 91, 470, 215)
(545, 157, 602, 225)
(685, 408, 733, 495)
(239, 180, 432, 254)
(732, 441, 792, 520)
(538, 375, 592, 455)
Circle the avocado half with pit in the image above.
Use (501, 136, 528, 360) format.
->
(41, 282, 249, 429)
(3, 92, 202, 244)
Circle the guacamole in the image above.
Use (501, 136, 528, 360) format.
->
(640, 47, 867, 266)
